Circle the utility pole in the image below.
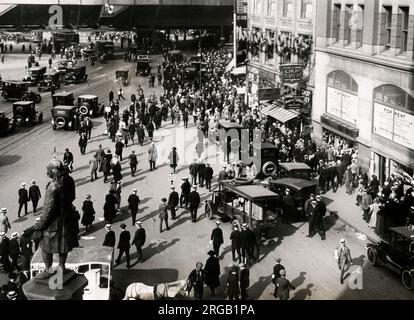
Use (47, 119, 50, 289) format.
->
(233, 0, 237, 67)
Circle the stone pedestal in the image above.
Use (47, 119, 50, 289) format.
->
(22, 271, 88, 300)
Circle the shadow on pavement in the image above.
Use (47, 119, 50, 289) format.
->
(0, 154, 22, 167)
(291, 283, 314, 300)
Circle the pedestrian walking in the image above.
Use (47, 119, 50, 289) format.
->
(28, 180, 41, 213)
(116, 223, 131, 268)
(361, 189, 373, 222)
(94, 144, 105, 171)
(118, 87, 126, 100)
(275, 270, 295, 300)
(0, 208, 11, 234)
(102, 224, 115, 247)
(131, 221, 146, 263)
(204, 163, 214, 191)
(272, 258, 285, 297)
(148, 142, 158, 171)
(19, 229, 33, 271)
(0, 232, 11, 273)
(168, 147, 179, 174)
(307, 200, 317, 238)
(9, 232, 21, 271)
(189, 160, 198, 185)
(63, 148, 74, 172)
(81, 194, 95, 232)
(180, 177, 191, 208)
(167, 186, 179, 220)
(159, 198, 170, 233)
(204, 250, 220, 297)
(109, 89, 114, 103)
(210, 221, 224, 258)
(336, 239, 352, 284)
(226, 263, 240, 300)
(17, 183, 28, 218)
(112, 158, 122, 183)
(102, 151, 112, 183)
(128, 150, 138, 176)
(104, 190, 118, 224)
(128, 189, 140, 226)
(198, 161, 206, 187)
(147, 121, 155, 141)
(89, 154, 98, 181)
(230, 225, 242, 263)
(137, 124, 145, 146)
(315, 194, 327, 240)
(188, 186, 200, 222)
(115, 139, 124, 161)
(84, 117, 93, 139)
(78, 132, 88, 155)
(239, 263, 250, 300)
(188, 262, 206, 300)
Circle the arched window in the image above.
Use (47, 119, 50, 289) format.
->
(326, 70, 359, 124)
(374, 85, 414, 113)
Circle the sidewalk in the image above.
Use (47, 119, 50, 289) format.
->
(322, 186, 380, 242)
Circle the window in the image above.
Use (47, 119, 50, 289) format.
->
(267, 0, 276, 17)
(400, 7, 409, 53)
(345, 5, 353, 45)
(374, 85, 414, 112)
(356, 5, 364, 48)
(384, 6, 392, 50)
(283, 0, 293, 18)
(265, 30, 275, 65)
(301, 0, 313, 19)
(255, 0, 262, 15)
(333, 4, 341, 43)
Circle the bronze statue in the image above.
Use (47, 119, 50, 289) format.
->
(31, 159, 78, 279)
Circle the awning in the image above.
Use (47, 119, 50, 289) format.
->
(225, 58, 235, 72)
(260, 104, 299, 123)
(231, 66, 247, 75)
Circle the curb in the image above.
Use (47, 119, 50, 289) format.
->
(329, 211, 377, 243)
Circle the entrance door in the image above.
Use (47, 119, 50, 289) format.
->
(375, 153, 387, 185)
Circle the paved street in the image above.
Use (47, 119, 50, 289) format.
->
(0, 52, 413, 300)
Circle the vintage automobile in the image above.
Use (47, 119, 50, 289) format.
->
(136, 56, 151, 76)
(216, 120, 246, 163)
(81, 47, 98, 60)
(168, 50, 184, 63)
(366, 226, 414, 290)
(65, 66, 88, 83)
(78, 95, 101, 116)
(266, 178, 317, 222)
(277, 162, 313, 181)
(23, 66, 47, 86)
(29, 246, 114, 300)
(1, 81, 41, 103)
(38, 71, 61, 91)
(115, 70, 131, 86)
(0, 112, 16, 135)
(52, 92, 75, 108)
(13, 101, 43, 126)
(51, 105, 79, 130)
(57, 59, 77, 74)
(206, 180, 279, 241)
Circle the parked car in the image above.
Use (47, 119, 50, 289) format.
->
(168, 50, 183, 63)
(23, 66, 47, 86)
(115, 70, 130, 86)
(277, 162, 313, 181)
(77, 95, 101, 116)
(52, 92, 74, 108)
(0, 112, 15, 135)
(1, 81, 41, 103)
(366, 226, 414, 290)
(81, 48, 98, 60)
(135, 56, 150, 76)
(38, 71, 61, 91)
(267, 178, 317, 222)
(65, 66, 88, 83)
(57, 59, 77, 74)
(51, 105, 79, 130)
(13, 101, 43, 126)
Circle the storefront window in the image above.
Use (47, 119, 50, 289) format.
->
(326, 70, 359, 125)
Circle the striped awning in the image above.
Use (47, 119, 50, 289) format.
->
(260, 104, 299, 123)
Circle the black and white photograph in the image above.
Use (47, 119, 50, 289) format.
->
(0, 0, 413, 309)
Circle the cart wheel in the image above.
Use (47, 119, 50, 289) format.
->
(366, 247, 378, 266)
(402, 270, 414, 290)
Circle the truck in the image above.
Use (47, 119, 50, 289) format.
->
(95, 41, 114, 59)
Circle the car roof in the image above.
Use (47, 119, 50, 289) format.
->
(79, 95, 97, 99)
(44, 71, 59, 76)
(67, 66, 85, 70)
(259, 142, 278, 150)
(53, 92, 74, 97)
(54, 105, 78, 110)
(218, 120, 245, 129)
(278, 162, 311, 170)
(29, 66, 46, 71)
(223, 182, 279, 201)
(3, 81, 29, 85)
(389, 227, 414, 240)
(13, 101, 34, 106)
(268, 178, 317, 190)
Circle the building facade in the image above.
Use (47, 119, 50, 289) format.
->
(242, 0, 316, 118)
(313, 0, 414, 183)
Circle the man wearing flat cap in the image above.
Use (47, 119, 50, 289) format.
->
(167, 186, 179, 220)
(116, 223, 131, 268)
(159, 198, 170, 232)
(210, 221, 224, 258)
(17, 183, 28, 218)
(128, 189, 141, 226)
(28, 180, 41, 214)
(188, 186, 201, 222)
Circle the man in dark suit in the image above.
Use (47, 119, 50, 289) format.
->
(167, 186, 179, 220)
(198, 161, 206, 187)
(128, 150, 138, 177)
(180, 178, 191, 208)
(240, 223, 249, 264)
(116, 223, 131, 268)
(17, 183, 29, 218)
(204, 163, 214, 191)
(188, 262, 206, 300)
(272, 257, 285, 297)
(275, 269, 295, 300)
(230, 225, 241, 263)
(239, 263, 250, 300)
(9, 232, 21, 272)
(210, 221, 224, 258)
(28, 180, 41, 214)
(315, 194, 327, 240)
(188, 186, 201, 222)
(102, 224, 115, 247)
(0, 232, 11, 273)
(131, 221, 146, 263)
(128, 189, 140, 226)
(189, 160, 198, 186)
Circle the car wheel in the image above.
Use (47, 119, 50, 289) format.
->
(79, 106, 88, 115)
(366, 246, 378, 266)
(55, 117, 66, 129)
(402, 270, 414, 290)
(262, 161, 277, 177)
(22, 95, 29, 101)
(1, 93, 7, 102)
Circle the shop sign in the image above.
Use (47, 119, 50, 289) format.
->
(236, 0, 248, 14)
(327, 87, 358, 125)
(279, 64, 303, 83)
(284, 96, 305, 109)
(258, 88, 280, 101)
(393, 109, 414, 149)
(300, 88, 312, 105)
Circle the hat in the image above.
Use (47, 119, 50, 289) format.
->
(136, 221, 142, 226)
(161, 198, 167, 202)
(215, 220, 221, 225)
(31, 180, 36, 184)
(285, 188, 290, 193)
(0, 232, 5, 237)
(21, 182, 26, 187)
(6, 291, 17, 300)
(410, 206, 414, 211)
(132, 188, 138, 193)
(131, 150, 135, 153)
(311, 200, 317, 204)
(11, 232, 18, 239)
(182, 177, 189, 180)
(275, 258, 281, 263)
(207, 250, 215, 256)
(86, 194, 91, 199)
(120, 223, 126, 229)
(279, 269, 286, 276)
(35, 217, 41, 222)
(316, 195, 321, 199)
(310, 194, 315, 198)
(192, 186, 197, 189)
(105, 224, 112, 230)
(242, 223, 248, 228)
(340, 238, 346, 243)
(1, 208, 7, 214)
(170, 186, 175, 189)
(239, 263, 245, 268)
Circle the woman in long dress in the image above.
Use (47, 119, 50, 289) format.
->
(368, 198, 381, 229)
